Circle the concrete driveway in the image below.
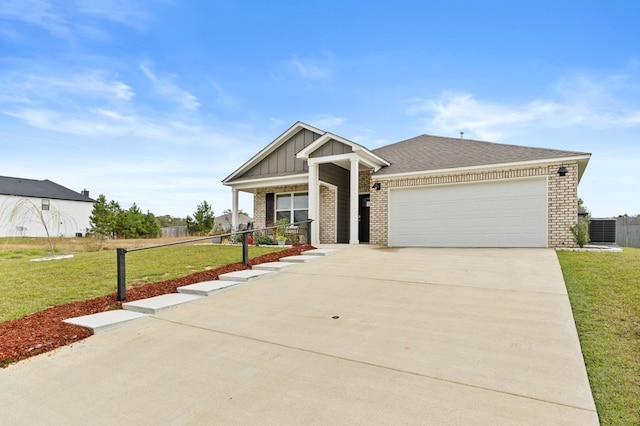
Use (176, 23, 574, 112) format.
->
(0, 246, 598, 425)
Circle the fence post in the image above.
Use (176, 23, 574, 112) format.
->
(242, 232, 249, 266)
(117, 248, 127, 301)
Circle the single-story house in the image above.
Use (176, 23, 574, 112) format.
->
(0, 176, 94, 238)
(214, 212, 253, 232)
(222, 122, 591, 248)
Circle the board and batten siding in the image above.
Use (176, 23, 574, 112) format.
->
(319, 163, 350, 243)
(309, 140, 353, 158)
(240, 129, 321, 179)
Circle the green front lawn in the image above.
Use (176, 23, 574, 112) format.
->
(557, 248, 640, 426)
(0, 244, 281, 322)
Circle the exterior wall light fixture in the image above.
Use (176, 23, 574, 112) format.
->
(557, 164, 568, 177)
(372, 182, 381, 191)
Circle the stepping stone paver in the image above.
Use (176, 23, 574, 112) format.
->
(122, 293, 202, 314)
(177, 280, 243, 296)
(218, 269, 274, 282)
(64, 310, 149, 334)
(278, 255, 320, 263)
(252, 262, 297, 271)
(303, 249, 337, 256)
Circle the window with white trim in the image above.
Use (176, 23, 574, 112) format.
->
(275, 192, 308, 224)
(42, 199, 50, 211)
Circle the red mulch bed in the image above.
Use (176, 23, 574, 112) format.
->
(0, 244, 315, 368)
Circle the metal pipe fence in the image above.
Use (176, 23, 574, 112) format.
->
(116, 219, 312, 301)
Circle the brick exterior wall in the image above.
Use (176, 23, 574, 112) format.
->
(369, 162, 580, 248)
(319, 185, 337, 243)
(547, 162, 579, 248)
(359, 170, 372, 194)
(253, 185, 309, 243)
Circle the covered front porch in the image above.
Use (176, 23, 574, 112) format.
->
(222, 122, 389, 246)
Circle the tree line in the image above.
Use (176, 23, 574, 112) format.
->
(89, 195, 217, 238)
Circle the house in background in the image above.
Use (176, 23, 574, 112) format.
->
(223, 122, 591, 248)
(214, 212, 252, 232)
(0, 176, 94, 238)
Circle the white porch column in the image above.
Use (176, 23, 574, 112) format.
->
(350, 158, 359, 244)
(308, 162, 320, 245)
(231, 189, 239, 231)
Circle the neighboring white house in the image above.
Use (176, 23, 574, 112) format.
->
(0, 176, 95, 238)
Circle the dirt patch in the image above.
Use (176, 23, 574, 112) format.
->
(0, 244, 315, 368)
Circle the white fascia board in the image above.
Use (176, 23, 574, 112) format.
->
(225, 174, 308, 191)
(319, 180, 338, 190)
(297, 132, 390, 171)
(307, 152, 387, 171)
(296, 133, 332, 159)
(352, 146, 390, 168)
(375, 155, 592, 180)
(307, 153, 357, 166)
(223, 122, 322, 183)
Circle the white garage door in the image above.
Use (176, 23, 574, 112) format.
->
(388, 178, 548, 247)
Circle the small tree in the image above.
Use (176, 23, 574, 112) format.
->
(275, 217, 289, 242)
(142, 211, 161, 238)
(570, 198, 590, 248)
(156, 214, 187, 228)
(187, 201, 215, 235)
(570, 216, 591, 248)
(89, 195, 121, 238)
(6, 198, 63, 256)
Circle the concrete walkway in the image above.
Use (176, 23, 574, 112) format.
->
(0, 246, 598, 425)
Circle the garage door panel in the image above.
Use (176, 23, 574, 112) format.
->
(389, 178, 547, 248)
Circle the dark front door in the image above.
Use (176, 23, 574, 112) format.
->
(358, 194, 370, 243)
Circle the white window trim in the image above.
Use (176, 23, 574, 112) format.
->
(275, 192, 309, 224)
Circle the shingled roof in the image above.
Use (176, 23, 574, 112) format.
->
(0, 176, 94, 202)
(372, 134, 591, 176)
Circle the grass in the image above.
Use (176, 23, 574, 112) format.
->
(557, 248, 640, 426)
(0, 237, 282, 322)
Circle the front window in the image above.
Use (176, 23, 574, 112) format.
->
(42, 199, 50, 211)
(276, 192, 308, 224)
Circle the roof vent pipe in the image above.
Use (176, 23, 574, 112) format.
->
(460, 131, 464, 139)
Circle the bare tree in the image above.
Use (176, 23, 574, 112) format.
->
(1, 198, 77, 257)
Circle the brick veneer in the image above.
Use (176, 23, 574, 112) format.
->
(369, 162, 580, 248)
(359, 170, 372, 193)
(253, 184, 308, 230)
(547, 162, 579, 248)
(319, 185, 337, 243)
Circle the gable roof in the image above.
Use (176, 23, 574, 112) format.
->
(223, 121, 390, 185)
(222, 121, 324, 184)
(372, 134, 591, 178)
(0, 176, 94, 202)
(224, 122, 592, 186)
(296, 131, 389, 171)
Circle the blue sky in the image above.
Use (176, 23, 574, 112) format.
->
(1, 0, 639, 218)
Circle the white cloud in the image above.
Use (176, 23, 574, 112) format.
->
(408, 73, 640, 141)
(277, 53, 335, 81)
(0, 0, 71, 40)
(209, 80, 239, 108)
(140, 62, 200, 111)
(77, 0, 151, 30)
(3, 71, 134, 102)
(0, 0, 152, 42)
(269, 117, 284, 128)
(312, 114, 345, 129)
